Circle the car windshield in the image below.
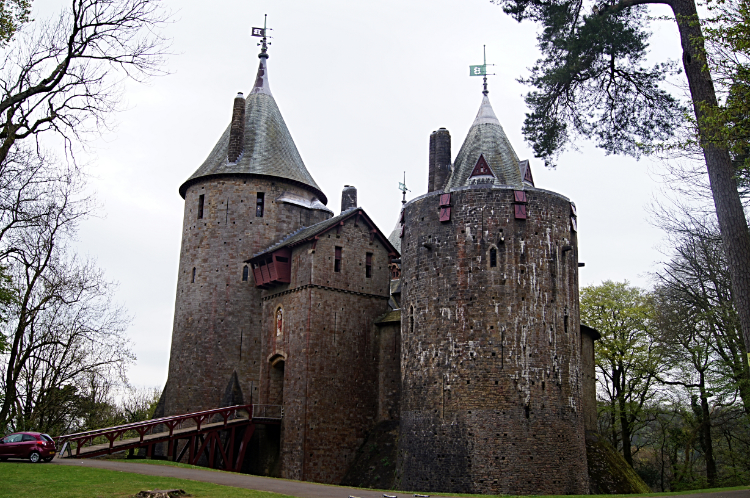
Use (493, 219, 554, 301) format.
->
(41, 434, 54, 443)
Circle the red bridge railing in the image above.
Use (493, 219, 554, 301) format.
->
(56, 404, 254, 457)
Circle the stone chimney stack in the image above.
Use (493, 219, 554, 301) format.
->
(227, 92, 246, 163)
(428, 128, 451, 192)
(341, 185, 357, 212)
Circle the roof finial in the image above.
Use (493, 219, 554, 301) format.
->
(252, 15, 271, 59)
(399, 172, 410, 205)
(469, 45, 495, 96)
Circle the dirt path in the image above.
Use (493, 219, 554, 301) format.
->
(51, 459, 749, 498)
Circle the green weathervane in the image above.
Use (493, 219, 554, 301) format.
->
(469, 45, 495, 95)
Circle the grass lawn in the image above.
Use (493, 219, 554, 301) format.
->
(97, 459, 750, 498)
(0, 462, 296, 498)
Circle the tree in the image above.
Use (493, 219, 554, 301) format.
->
(0, 0, 169, 165)
(0, 0, 31, 46)
(581, 281, 664, 467)
(653, 289, 719, 486)
(653, 215, 750, 413)
(0, 150, 133, 434)
(492, 0, 750, 372)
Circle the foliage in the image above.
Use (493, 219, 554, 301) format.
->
(490, 0, 684, 166)
(581, 281, 663, 467)
(0, 0, 31, 46)
(699, 0, 750, 170)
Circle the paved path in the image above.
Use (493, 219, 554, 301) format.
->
(51, 459, 750, 498)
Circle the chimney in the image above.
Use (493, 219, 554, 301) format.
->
(228, 92, 246, 163)
(341, 185, 357, 212)
(428, 128, 451, 192)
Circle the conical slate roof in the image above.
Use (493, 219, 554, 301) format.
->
(444, 95, 523, 190)
(179, 56, 327, 204)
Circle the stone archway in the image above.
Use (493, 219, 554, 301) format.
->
(268, 354, 285, 406)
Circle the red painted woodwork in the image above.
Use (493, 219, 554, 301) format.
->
(439, 193, 451, 207)
(469, 154, 494, 178)
(514, 190, 527, 203)
(55, 405, 281, 472)
(440, 207, 451, 222)
(515, 204, 527, 219)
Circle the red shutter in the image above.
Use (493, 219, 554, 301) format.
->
(439, 193, 451, 206)
(259, 261, 270, 284)
(514, 190, 527, 203)
(514, 204, 527, 219)
(440, 207, 451, 222)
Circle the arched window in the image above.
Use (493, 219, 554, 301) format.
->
(276, 307, 283, 338)
(242, 265, 249, 281)
(490, 247, 497, 268)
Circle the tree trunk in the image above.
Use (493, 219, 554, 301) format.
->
(698, 375, 717, 487)
(617, 366, 634, 466)
(671, 0, 750, 371)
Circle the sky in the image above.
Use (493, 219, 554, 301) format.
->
(32, 0, 694, 389)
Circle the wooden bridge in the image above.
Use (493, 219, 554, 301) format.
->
(55, 404, 282, 472)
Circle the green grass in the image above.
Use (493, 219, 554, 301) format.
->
(0, 462, 296, 498)
(0, 459, 746, 498)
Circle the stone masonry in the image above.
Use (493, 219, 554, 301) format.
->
(397, 185, 589, 495)
(163, 177, 330, 418)
(255, 212, 394, 483)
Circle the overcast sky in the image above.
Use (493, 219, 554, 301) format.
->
(32, 0, 692, 389)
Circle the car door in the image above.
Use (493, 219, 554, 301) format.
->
(2, 434, 23, 458)
(20, 434, 38, 458)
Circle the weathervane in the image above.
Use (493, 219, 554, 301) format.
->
(399, 172, 410, 205)
(251, 15, 272, 58)
(469, 45, 496, 95)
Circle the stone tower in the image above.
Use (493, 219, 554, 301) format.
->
(162, 42, 331, 418)
(397, 94, 589, 495)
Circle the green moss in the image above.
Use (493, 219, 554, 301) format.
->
(586, 430, 651, 494)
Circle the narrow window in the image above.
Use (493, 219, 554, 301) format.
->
(334, 246, 342, 272)
(197, 194, 205, 219)
(256, 192, 265, 217)
(191, 267, 196, 283)
(242, 265, 249, 281)
(490, 247, 497, 268)
(366, 253, 373, 278)
(410, 306, 414, 334)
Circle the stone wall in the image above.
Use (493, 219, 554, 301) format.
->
(164, 176, 331, 417)
(257, 215, 392, 484)
(581, 327, 598, 432)
(397, 185, 589, 495)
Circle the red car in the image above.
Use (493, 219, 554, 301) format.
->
(0, 432, 56, 463)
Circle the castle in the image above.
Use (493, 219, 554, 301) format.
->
(159, 34, 599, 495)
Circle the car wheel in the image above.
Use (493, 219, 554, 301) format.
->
(42, 457, 53, 463)
(29, 451, 40, 463)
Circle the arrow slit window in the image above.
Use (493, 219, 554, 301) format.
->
(334, 246, 342, 272)
(366, 253, 373, 278)
(256, 192, 265, 217)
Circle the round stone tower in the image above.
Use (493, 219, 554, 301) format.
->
(162, 40, 331, 417)
(397, 95, 589, 495)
